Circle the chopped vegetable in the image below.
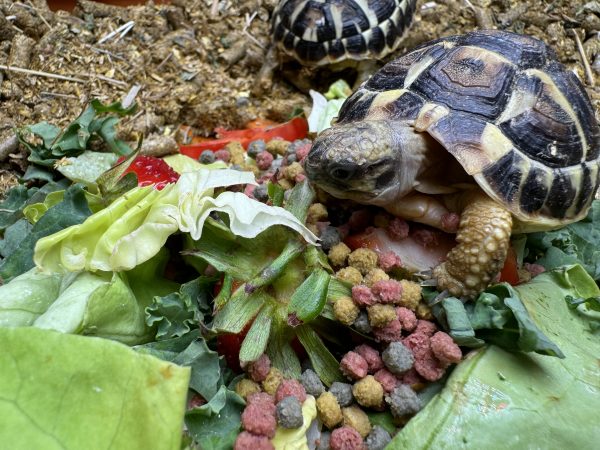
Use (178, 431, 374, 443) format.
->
(179, 117, 309, 159)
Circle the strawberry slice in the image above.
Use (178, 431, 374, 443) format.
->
(118, 155, 180, 190)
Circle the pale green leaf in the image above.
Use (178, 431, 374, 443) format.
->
(0, 327, 190, 450)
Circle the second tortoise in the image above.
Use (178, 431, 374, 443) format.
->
(305, 30, 600, 298)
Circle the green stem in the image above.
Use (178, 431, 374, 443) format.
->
(245, 239, 305, 293)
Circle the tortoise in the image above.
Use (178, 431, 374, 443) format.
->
(256, 0, 417, 91)
(304, 30, 600, 298)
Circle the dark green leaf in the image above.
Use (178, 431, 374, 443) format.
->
(0, 185, 29, 230)
(0, 184, 92, 282)
(21, 165, 55, 182)
(0, 219, 31, 258)
(239, 304, 273, 363)
(296, 324, 343, 387)
(526, 200, 600, 280)
(185, 387, 244, 450)
(287, 269, 329, 324)
(433, 297, 484, 347)
(146, 291, 198, 340)
(173, 339, 221, 400)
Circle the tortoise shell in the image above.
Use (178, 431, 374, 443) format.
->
(336, 30, 600, 229)
(271, 0, 417, 66)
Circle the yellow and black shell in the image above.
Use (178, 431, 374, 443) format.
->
(271, 0, 417, 66)
(338, 30, 600, 229)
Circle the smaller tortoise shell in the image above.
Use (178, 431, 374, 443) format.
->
(271, 0, 416, 66)
(337, 30, 600, 228)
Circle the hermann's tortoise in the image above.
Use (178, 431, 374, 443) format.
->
(305, 30, 600, 298)
(257, 0, 417, 91)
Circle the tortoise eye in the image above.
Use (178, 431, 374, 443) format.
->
(329, 163, 356, 182)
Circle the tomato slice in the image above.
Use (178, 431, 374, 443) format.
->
(499, 246, 520, 285)
(179, 117, 309, 159)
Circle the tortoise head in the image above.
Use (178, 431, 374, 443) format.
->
(305, 120, 417, 205)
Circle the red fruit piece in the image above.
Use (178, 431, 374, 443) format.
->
(119, 155, 180, 190)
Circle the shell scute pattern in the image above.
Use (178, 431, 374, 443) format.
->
(272, 0, 416, 66)
(343, 30, 600, 225)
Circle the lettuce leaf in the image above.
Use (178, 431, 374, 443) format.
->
(0, 268, 63, 326)
(34, 169, 317, 273)
(1, 249, 178, 345)
(0, 327, 190, 450)
(390, 265, 600, 449)
(526, 200, 600, 280)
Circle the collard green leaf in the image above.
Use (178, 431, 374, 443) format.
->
(434, 297, 485, 347)
(391, 266, 600, 450)
(526, 200, 600, 280)
(0, 219, 31, 258)
(173, 339, 221, 400)
(0, 184, 29, 230)
(0, 183, 92, 282)
(0, 327, 190, 450)
(185, 386, 244, 450)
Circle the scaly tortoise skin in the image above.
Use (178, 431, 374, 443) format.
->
(305, 30, 600, 298)
(271, 0, 417, 66)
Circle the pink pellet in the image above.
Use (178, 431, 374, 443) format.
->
(378, 251, 402, 272)
(374, 369, 398, 393)
(430, 332, 462, 365)
(247, 392, 276, 414)
(214, 149, 231, 163)
(247, 354, 271, 382)
(352, 285, 377, 307)
(295, 142, 311, 161)
(414, 348, 447, 382)
(256, 151, 274, 170)
(340, 351, 369, 380)
(387, 217, 409, 240)
(354, 344, 384, 373)
(396, 307, 418, 332)
(402, 333, 430, 360)
(371, 279, 402, 304)
(330, 426, 365, 450)
(234, 431, 275, 450)
(414, 320, 437, 337)
(372, 318, 402, 343)
(400, 368, 424, 386)
(241, 402, 277, 438)
(275, 379, 307, 403)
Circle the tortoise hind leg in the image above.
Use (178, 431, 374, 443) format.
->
(433, 194, 513, 299)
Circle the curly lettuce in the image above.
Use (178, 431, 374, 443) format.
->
(34, 169, 317, 273)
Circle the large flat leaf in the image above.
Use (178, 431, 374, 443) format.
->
(390, 265, 600, 449)
(0, 327, 190, 450)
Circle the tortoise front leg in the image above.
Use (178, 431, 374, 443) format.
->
(433, 194, 513, 298)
